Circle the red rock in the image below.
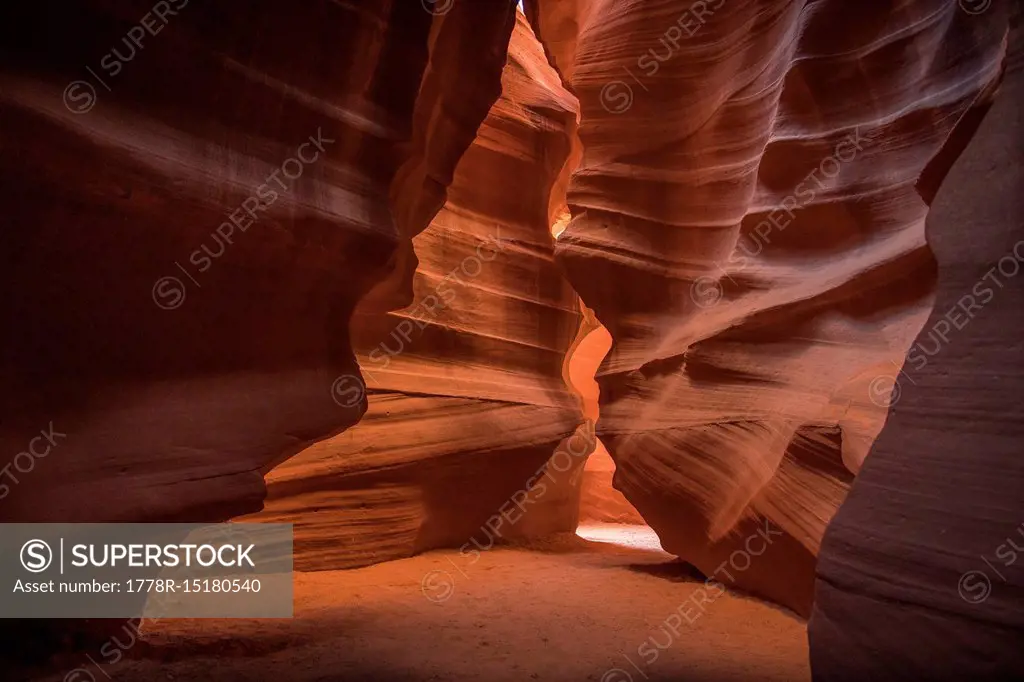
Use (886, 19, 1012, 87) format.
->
(810, 12, 1024, 680)
(527, 0, 1011, 615)
(0, 0, 518, 523)
(243, 14, 586, 569)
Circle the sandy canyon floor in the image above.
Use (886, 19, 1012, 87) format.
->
(36, 525, 809, 682)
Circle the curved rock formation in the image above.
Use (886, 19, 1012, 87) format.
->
(244, 14, 586, 570)
(0, 0, 517, 524)
(569, 307, 646, 525)
(527, 0, 1010, 614)
(3, 2, 1018, 678)
(810, 14, 1023, 680)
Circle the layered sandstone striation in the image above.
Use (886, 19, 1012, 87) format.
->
(0, 0, 518, 524)
(811, 12, 1023, 680)
(528, 0, 1010, 614)
(245, 14, 586, 570)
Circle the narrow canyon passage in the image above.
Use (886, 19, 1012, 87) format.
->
(1, 1, 1021, 681)
(567, 312, 647, 527)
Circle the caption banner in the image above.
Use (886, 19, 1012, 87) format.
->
(1, 523, 293, 618)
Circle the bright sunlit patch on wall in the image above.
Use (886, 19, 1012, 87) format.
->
(575, 523, 670, 555)
(551, 210, 571, 238)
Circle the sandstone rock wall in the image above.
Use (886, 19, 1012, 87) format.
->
(0, 0, 518, 524)
(527, 0, 1010, 615)
(810, 11, 1023, 679)
(244, 14, 587, 569)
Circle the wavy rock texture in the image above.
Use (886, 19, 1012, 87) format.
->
(244, 14, 586, 570)
(528, 0, 1010, 615)
(811, 14, 1023, 681)
(0, 0, 517, 524)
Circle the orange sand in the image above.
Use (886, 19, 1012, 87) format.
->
(35, 526, 809, 682)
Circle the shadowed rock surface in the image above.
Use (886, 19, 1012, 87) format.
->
(0, 0, 517, 668)
(0, 0, 517, 524)
(810, 11, 1024, 680)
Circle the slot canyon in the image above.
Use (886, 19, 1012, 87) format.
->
(0, 1, 1021, 680)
